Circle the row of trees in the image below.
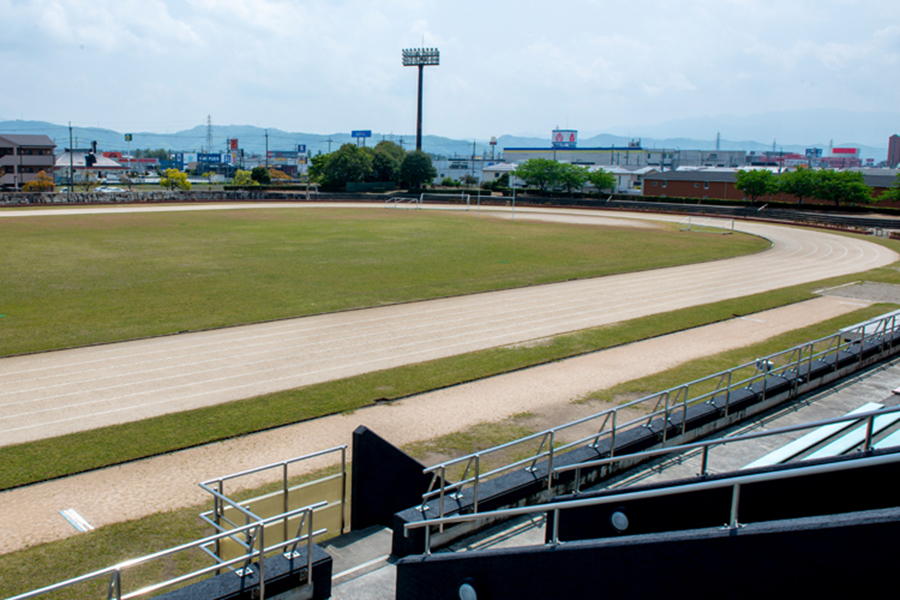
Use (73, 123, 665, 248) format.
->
(734, 168, 877, 207)
(308, 141, 436, 191)
(513, 158, 617, 194)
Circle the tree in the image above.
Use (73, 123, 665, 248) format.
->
(22, 170, 55, 192)
(399, 150, 437, 189)
(321, 143, 373, 191)
(80, 172, 100, 192)
(778, 167, 816, 205)
(370, 145, 402, 183)
(586, 168, 617, 194)
(268, 168, 292, 183)
(307, 152, 330, 183)
(557, 163, 589, 195)
(160, 168, 191, 191)
(809, 170, 871, 207)
(201, 171, 216, 189)
(250, 166, 271, 184)
(514, 158, 562, 192)
(232, 169, 258, 186)
(735, 169, 777, 204)
(877, 173, 900, 203)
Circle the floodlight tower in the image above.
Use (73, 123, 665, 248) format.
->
(402, 47, 440, 152)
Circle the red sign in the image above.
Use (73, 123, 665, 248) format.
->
(833, 147, 857, 154)
(230, 139, 238, 150)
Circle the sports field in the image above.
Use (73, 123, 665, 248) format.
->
(0, 207, 767, 356)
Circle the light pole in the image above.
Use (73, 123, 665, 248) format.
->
(402, 47, 440, 152)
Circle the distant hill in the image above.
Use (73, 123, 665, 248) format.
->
(1, 111, 894, 162)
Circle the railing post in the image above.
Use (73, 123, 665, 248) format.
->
(341, 447, 347, 534)
(473, 455, 480, 514)
(610, 409, 617, 458)
(728, 483, 741, 529)
(259, 525, 266, 600)
(700, 446, 710, 477)
(547, 431, 556, 491)
(424, 524, 432, 556)
(865, 415, 876, 451)
(283, 462, 289, 543)
(551, 508, 560, 545)
(439, 465, 446, 531)
(107, 569, 121, 600)
(307, 507, 315, 587)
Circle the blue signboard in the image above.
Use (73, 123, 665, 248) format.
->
(351, 130, 372, 138)
(198, 153, 222, 163)
(297, 144, 307, 153)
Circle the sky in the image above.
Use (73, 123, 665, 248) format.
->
(1, 0, 899, 144)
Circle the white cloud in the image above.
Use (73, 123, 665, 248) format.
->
(1, 0, 899, 142)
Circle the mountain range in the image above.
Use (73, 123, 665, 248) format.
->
(1, 108, 896, 162)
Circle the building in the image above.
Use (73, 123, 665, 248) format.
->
(888, 135, 900, 169)
(0, 134, 56, 190)
(54, 148, 128, 183)
(102, 152, 160, 175)
(642, 167, 900, 206)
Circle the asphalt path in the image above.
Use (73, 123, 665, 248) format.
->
(0, 204, 896, 446)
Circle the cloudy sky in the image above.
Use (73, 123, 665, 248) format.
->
(1, 0, 898, 143)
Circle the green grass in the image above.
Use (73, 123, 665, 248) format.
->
(0, 207, 767, 355)
(5, 261, 900, 491)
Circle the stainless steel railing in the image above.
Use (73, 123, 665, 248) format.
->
(407, 450, 900, 556)
(418, 311, 900, 520)
(554, 404, 900, 493)
(198, 445, 347, 549)
(7, 502, 326, 600)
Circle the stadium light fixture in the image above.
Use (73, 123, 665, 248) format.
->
(402, 47, 440, 152)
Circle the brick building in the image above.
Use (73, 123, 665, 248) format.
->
(643, 168, 900, 207)
(888, 135, 900, 169)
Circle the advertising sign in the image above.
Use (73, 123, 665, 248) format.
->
(230, 139, 238, 150)
(198, 153, 222, 163)
(832, 147, 858, 155)
(805, 148, 823, 158)
(124, 133, 133, 142)
(351, 130, 372, 138)
(551, 129, 577, 148)
(298, 144, 307, 154)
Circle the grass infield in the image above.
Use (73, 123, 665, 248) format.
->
(0, 207, 767, 355)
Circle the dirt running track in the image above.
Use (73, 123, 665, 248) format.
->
(0, 204, 896, 555)
(0, 205, 895, 445)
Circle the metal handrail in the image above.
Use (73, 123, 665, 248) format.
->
(7, 502, 326, 600)
(418, 313, 900, 519)
(405, 451, 900, 556)
(199, 445, 347, 547)
(555, 404, 900, 492)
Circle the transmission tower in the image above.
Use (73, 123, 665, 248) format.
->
(205, 115, 214, 153)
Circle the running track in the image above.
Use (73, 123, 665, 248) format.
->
(0, 204, 896, 446)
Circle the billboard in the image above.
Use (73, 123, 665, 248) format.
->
(832, 147, 858, 156)
(805, 148, 823, 158)
(230, 138, 238, 150)
(298, 144, 307, 154)
(552, 129, 577, 148)
(198, 153, 222, 163)
(351, 130, 372, 138)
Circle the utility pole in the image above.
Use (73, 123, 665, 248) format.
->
(68, 122, 73, 200)
(265, 130, 269, 169)
(326, 137, 334, 153)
